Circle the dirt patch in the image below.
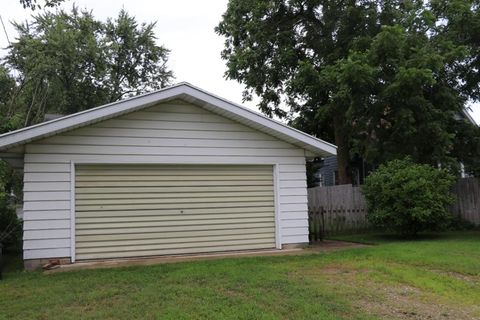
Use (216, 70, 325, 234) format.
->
(430, 269, 480, 285)
(356, 283, 479, 320)
(297, 263, 480, 320)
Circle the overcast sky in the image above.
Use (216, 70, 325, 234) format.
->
(1, 0, 479, 124)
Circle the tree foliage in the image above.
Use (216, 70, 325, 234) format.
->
(0, 161, 22, 248)
(362, 158, 455, 236)
(0, 66, 24, 133)
(3, 7, 173, 127)
(216, 0, 480, 182)
(452, 116, 480, 176)
(18, 0, 66, 10)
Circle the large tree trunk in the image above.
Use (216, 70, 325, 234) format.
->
(333, 115, 352, 185)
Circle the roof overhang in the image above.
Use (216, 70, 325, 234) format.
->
(0, 82, 336, 157)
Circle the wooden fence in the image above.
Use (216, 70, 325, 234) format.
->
(307, 184, 369, 241)
(308, 178, 480, 241)
(451, 178, 480, 226)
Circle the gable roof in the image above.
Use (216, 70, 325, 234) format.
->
(0, 82, 336, 157)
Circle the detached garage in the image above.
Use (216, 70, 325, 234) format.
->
(0, 83, 336, 270)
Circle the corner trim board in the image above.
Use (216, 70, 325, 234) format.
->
(70, 161, 76, 263)
(273, 164, 282, 249)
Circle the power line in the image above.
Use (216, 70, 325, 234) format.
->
(0, 14, 11, 45)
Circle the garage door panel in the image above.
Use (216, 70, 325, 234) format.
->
(77, 243, 277, 260)
(76, 238, 276, 255)
(77, 212, 274, 224)
(76, 201, 274, 212)
(76, 233, 274, 248)
(75, 222, 275, 236)
(77, 164, 272, 173)
(76, 190, 273, 200)
(76, 206, 275, 218)
(76, 227, 276, 242)
(75, 164, 276, 260)
(76, 221, 275, 236)
(75, 195, 274, 206)
(77, 170, 274, 176)
(76, 174, 273, 181)
(76, 185, 274, 194)
(76, 217, 275, 229)
(76, 180, 273, 187)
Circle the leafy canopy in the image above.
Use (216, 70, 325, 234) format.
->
(3, 7, 173, 127)
(18, 0, 66, 10)
(0, 161, 22, 248)
(217, 0, 480, 182)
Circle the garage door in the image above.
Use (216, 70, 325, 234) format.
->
(75, 164, 276, 260)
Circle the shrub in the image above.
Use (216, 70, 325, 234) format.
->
(0, 161, 22, 249)
(0, 206, 22, 249)
(362, 158, 455, 237)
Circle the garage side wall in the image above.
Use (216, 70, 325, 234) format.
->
(22, 100, 308, 260)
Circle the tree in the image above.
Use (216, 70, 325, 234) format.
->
(4, 7, 173, 125)
(0, 161, 22, 249)
(216, 0, 479, 182)
(0, 66, 25, 132)
(19, 0, 66, 10)
(451, 117, 480, 176)
(429, 0, 480, 101)
(104, 10, 173, 102)
(338, 25, 467, 169)
(362, 158, 455, 236)
(216, 0, 383, 183)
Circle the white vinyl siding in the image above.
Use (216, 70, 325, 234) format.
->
(22, 100, 308, 260)
(75, 164, 275, 260)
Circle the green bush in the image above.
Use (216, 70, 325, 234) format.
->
(0, 161, 22, 249)
(362, 158, 455, 236)
(0, 206, 22, 249)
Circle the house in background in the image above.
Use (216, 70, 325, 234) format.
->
(309, 156, 373, 187)
(0, 82, 336, 270)
(311, 156, 338, 187)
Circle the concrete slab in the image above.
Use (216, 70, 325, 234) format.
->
(44, 240, 367, 274)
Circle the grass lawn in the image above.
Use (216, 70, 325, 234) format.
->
(1, 231, 479, 320)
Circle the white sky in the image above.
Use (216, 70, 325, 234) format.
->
(1, 0, 479, 124)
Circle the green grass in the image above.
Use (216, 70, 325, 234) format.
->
(1, 232, 479, 319)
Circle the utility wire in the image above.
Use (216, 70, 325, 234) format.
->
(0, 14, 11, 45)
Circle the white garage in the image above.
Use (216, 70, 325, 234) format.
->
(0, 82, 336, 269)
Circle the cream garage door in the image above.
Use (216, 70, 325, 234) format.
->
(75, 164, 276, 260)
